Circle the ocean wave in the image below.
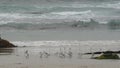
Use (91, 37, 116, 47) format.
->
(51, 1, 120, 9)
(39, 10, 94, 20)
(0, 1, 120, 30)
(0, 22, 56, 30)
(0, 18, 100, 30)
(12, 40, 120, 46)
(12, 40, 120, 51)
(0, 16, 120, 30)
(0, 2, 120, 22)
(25, 10, 94, 19)
(69, 1, 120, 9)
(0, 10, 95, 24)
(96, 2, 120, 9)
(50, 10, 92, 15)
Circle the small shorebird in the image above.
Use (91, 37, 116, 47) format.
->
(25, 50, 29, 59)
(39, 51, 50, 58)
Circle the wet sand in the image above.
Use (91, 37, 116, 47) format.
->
(0, 47, 120, 68)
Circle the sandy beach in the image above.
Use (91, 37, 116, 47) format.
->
(0, 28, 120, 68)
(0, 47, 120, 68)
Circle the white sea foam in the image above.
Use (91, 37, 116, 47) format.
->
(0, 13, 26, 19)
(0, 10, 93, 19)
(50, 10, 92, 15)
(12, 40, 120, 51)
(0, 10, 95, 25)
(0, 13, 27, 24)
(39, 10, 95, 21)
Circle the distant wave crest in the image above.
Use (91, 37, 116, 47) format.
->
(0, 18, 100, 30)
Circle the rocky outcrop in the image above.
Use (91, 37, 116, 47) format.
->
(85, 51, 120, 54)
(93, 52, 119, 59)
(0, 39, 16, 48)
(85, 51, 120, 59)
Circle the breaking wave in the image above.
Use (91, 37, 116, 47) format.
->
(0, 10, 97, 30)
(0, 18, 120, 30)
(0, 0, 120, 30)
(12, 40, 120, 52)
(0, 18, 100, 30)
(12, 40, 120, 46)
(0, 10, 94, 22)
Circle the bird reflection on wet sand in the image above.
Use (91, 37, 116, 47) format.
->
(0, 48, 14, 55)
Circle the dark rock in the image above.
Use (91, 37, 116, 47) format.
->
(0, 39, 16, 48)
(85, 51, 120, 59)
(87, 51, 120, 59)
(85, 51, 120, 54)
(85, 52, 102, 54)
(93, 53, 119, 59)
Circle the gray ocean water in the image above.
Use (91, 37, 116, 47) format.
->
(0, 0, 120, 47)
(0, 0, 120, 26)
